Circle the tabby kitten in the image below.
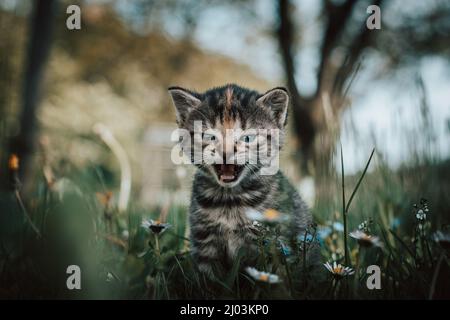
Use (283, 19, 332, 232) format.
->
(168, 84, 317, 276)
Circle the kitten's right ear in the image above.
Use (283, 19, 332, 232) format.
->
(256, 87, 289, 127)
(168, 87, 201, 126)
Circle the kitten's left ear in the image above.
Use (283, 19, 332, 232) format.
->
(256, 87, 289, 127)
(168, 87, 202, 127)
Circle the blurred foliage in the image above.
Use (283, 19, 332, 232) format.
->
(0, 149, 449, 299)
(0, 4, 270, 192)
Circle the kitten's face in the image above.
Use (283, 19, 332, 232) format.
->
(169, 84, 289, 188)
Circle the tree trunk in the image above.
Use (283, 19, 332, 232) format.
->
(275, 0, 383, 175)
(10, 0, 56, 191)
(276, 0, 316, 171)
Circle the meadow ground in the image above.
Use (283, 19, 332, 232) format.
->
(0, 147, 448, 299)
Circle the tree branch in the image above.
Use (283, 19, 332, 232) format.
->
(332, 0, 384, 95)
(316, 0, 359, 97)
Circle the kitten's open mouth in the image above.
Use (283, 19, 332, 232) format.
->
(213, 164, 244, 183)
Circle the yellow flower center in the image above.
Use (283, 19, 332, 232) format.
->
(264, 209, 280, 221)
(259, 274, 269, 282)
(333, 265, 343, 274)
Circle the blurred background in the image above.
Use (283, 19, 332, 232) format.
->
(0, 0, 449, 299)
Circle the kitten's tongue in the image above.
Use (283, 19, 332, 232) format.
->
(220, 164, 235, 182)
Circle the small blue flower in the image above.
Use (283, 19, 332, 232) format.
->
(297, 232, 314, 243)
(391, 217, 401, 229)
(278, 239, 292, 256)
(317, 226, 332, 240)
(332, 222, 344, 232)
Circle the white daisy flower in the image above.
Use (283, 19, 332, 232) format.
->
(349, 230, 383, 248)
(142, 219, 171, 235)
(414, 199, 429, 223)
(245, 208, 286, 223)
(324, 261, 355, 278)
(416, 209, 427, 221)
(245, 267, 281, 284)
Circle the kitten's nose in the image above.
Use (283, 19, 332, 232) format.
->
(222, 153, 235, 164)
(223, 138, 237, 164)
(222, 150, 233, 164)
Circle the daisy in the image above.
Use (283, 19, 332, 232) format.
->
(324, 261, 354, 278)
(142, 219, 171, 235)
(433, 231, 450, 250)
(245, 208, 286, 223)
(416, 209, 427, 221)
(245, 267, 281, 284)
(414, 199, 429, 222)
(349, 230, 383, 248)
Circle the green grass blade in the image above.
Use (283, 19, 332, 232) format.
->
(340, 144, 349, 266)
(345, 148, 375, 213)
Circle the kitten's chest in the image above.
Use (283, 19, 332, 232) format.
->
(204, 206, 258, 257)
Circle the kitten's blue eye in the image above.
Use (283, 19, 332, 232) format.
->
(240, 134, 256, 143)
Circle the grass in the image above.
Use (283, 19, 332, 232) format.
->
(0, 146, 449, 300)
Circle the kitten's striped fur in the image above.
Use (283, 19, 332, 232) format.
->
(169, 84, 318, 276)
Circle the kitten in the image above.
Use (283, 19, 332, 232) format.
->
(168, 84, 318, 276)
